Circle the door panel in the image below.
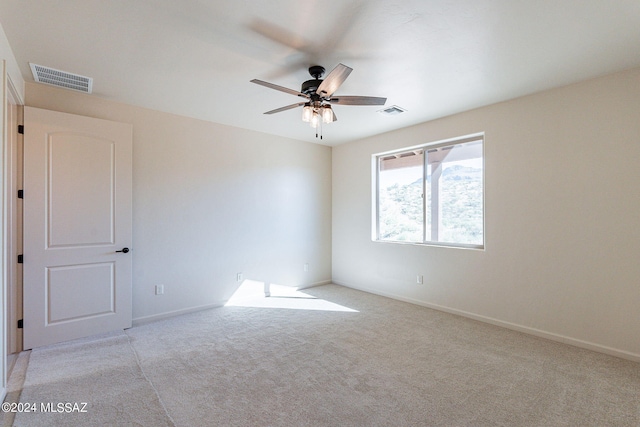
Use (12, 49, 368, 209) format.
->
(48, 133, 115, 247)
(23, 107, 132, 349)
(47, 262, 115, 323)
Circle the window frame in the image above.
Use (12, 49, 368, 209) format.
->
(373, 133, 485, 250)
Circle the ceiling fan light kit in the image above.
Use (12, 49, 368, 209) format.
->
(251, 63, 386, 139)
(302, 104, 334, 127)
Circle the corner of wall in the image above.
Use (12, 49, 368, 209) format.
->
(0, 21, 25, 103)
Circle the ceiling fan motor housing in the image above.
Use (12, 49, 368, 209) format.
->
(301, 65, 326, 96)
(301, 79, 323, 96)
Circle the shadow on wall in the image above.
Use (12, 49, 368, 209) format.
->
(225, 280, 358, 312)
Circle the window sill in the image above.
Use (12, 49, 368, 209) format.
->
(373, 239, 484, 251)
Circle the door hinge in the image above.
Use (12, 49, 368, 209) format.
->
(17, 319, 23, 329)
(18, 125, 24, 134)
(17, 254, 23, 264)
(18, 189, 24, 199)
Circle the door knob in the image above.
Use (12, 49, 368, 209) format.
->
(116, 247, 130, 253)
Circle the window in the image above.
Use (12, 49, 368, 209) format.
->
(374, 134, 484, 249)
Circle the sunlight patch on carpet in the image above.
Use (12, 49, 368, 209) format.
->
(225, 280, 358, 312)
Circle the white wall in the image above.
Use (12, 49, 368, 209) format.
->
(332, 67, 640, 361)
(26, 82, 332, 322)
(0, 23, 23, 101)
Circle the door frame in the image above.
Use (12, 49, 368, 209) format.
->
(5, 76, 23, 359)
(2, 66, 24, 396)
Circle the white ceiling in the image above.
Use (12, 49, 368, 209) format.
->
(1, 0, 640, 146)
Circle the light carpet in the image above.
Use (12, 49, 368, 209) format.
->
(8, 284, 640, 426)
(11, 332, 173, 426)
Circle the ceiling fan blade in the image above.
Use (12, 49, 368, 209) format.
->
(264, 102, 307, 115)
(250, 79, 309, 99)
(316, 63, 352, 97)
(328, 96, 387, 106)
(249, 19, 309, 53)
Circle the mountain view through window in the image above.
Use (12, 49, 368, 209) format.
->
(376, 136, 483, 248)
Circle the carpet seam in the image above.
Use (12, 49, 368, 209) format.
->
(1, 351, 31, 427)
(125, 331, 177, 427)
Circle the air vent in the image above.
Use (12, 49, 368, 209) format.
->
(378, 105, 406, 116)
(30, 63, 93, 94)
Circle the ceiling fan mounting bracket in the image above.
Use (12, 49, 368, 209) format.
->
(308, 65, 325, 79)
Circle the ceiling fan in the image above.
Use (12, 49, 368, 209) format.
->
(250, 63, 386, 138)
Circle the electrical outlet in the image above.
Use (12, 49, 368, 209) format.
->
(416, 275, 423, 285)
(155, 284, 164, 295)
(304, 263, 309, 272)
(236, 273, 243, 282)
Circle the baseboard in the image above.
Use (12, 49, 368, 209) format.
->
(132, 301, 225, 327)
(298, 279, 332, 290)
(333, 280, 640, 363)
(132, 280, 332, 327)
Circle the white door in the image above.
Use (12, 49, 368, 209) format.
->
(23, 107, 133, 349)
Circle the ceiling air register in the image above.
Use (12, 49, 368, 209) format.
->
(30, 63, 93, 94)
